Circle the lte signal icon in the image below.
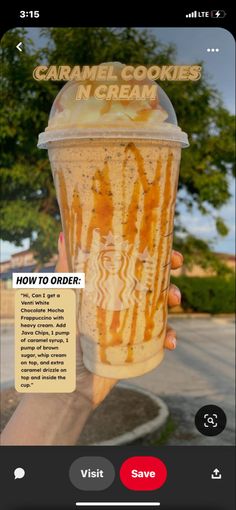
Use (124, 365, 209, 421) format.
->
(211, 10, 227, 18)
(185, 11, 209, 18)
(186, 11, 199, 18)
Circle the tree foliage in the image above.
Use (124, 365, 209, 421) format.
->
(0, 28, 235, 267)
(171, 275, 235, 313)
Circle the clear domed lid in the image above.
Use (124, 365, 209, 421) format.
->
(38, 63, 188, 148)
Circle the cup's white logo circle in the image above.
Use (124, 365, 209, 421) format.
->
(75, 230, 155, 310)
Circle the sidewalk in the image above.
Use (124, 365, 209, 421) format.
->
(126, 316, 235, 445)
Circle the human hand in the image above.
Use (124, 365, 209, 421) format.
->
(56, 233, 183, 408)
(166, 250, 183, 350)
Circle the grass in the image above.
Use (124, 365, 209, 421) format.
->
(149, 416, 177, 446)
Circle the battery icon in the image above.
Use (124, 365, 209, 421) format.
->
(211, 10, 226, 18)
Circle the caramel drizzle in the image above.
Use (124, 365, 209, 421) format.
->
(157, 159, 179, 337)
(143, 157, 163, 341)
(58, 173, 83, 268)
(71, 186, 83, 261)
(85, 163, 114, 362)
(109, 151, 141, 354)
(109, 155, 138, 347)
(123, 143, 164, 361)
(97, 308, 108, 363)
(57, 144, 177, 366)
(145, 151, 173, 341)
(57, 172, 83, 319)
(58, 172, 75, 272)
(87, 163, 114, 242)
(122, 145, 143, 362)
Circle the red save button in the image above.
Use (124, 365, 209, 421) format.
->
(120, 456, 167, 491)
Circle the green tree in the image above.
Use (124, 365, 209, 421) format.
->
(0, 27, 235, 267)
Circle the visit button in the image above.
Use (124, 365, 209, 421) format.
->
(120, 456, 167, 491)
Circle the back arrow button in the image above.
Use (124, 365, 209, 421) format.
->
(16, 42, 23, 52)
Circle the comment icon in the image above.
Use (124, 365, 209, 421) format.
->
(14, 467, 25, 480)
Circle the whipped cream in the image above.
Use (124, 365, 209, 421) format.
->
(47, 62, 170, 130)
(38, 62, 189, 147)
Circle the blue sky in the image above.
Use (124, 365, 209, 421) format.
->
(1, 27, 235, 261)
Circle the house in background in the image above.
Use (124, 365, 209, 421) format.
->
(0, 249, 58, 288)
(172, 252, 235, 277)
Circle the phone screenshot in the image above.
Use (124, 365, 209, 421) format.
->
(0, 7, 235, 509)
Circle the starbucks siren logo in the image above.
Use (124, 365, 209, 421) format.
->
(75, 229, 155, 311)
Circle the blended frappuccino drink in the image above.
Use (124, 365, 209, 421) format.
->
(38, 63, 188, 378)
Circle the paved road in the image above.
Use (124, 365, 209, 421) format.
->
(1, 317, 235, 445)
(129, 317, 235, 445)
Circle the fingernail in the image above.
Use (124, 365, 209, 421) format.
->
(172, 284, 181, 303)
(173, 250, 183, 263)
(171, 338, 177, 349)
(59, 232, 64, 243)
